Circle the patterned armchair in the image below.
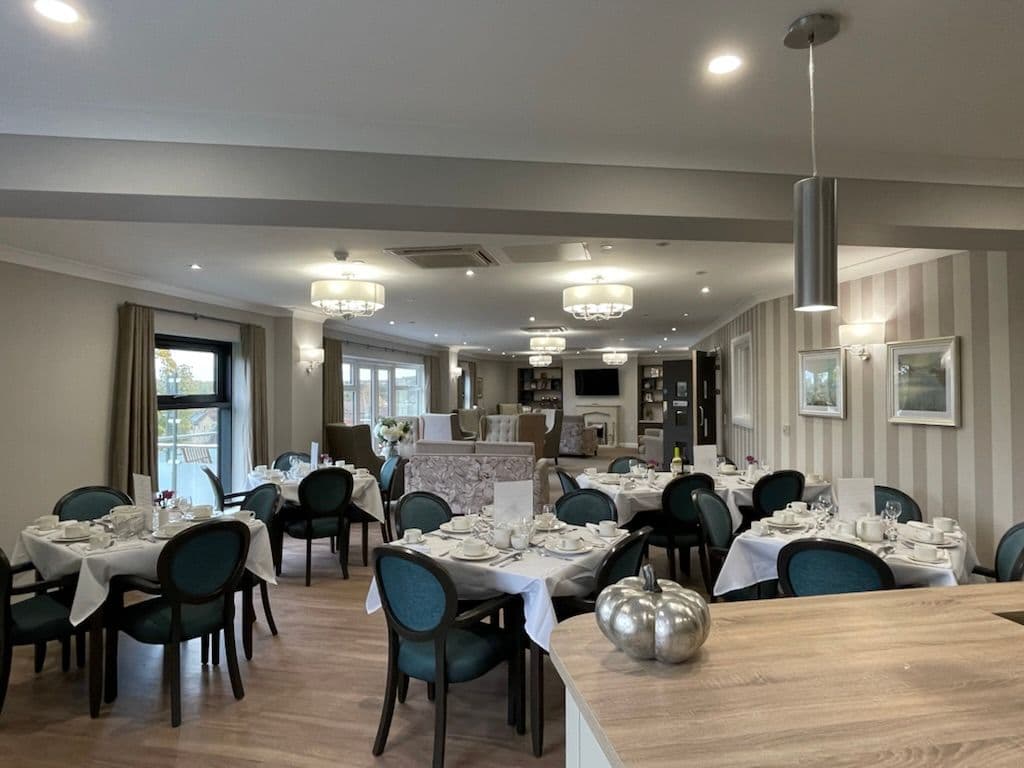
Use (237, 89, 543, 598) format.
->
(559, 415, 598, 457)
(480, 415, 518, 442)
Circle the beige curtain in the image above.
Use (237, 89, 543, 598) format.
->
(109, 303, 158, 494)
(323, 337, 344, 439)
(425, 354, 442, 412)
(240, 324, 270, 468)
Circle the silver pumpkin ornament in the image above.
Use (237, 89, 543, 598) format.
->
(595, 564, 710, 664)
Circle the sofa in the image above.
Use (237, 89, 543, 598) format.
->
(407, 440, 551, 515)
(559, 415, 598, 457)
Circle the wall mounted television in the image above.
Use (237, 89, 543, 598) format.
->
(574, 368, 620, 397)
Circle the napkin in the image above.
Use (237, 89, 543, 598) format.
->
(70, 542, 145, 556)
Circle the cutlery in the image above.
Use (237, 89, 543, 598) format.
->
(496, 553, 524, 568)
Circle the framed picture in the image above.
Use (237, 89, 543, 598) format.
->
(798, 347, 846, 419)
(475, 376, 484, 400)
(887, 336, 959, 426)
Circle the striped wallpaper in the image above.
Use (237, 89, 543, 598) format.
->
(698, 251, 1024, 561)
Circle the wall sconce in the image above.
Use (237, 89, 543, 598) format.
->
(452, 365, 463, 379)
(300, 346, 325, 374)
(838, 322, 885, 360)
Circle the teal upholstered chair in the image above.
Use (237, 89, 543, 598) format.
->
(285, 468, 354, 585)
(973, 522, 1024, 582)
(874, 486, 923, 523)
(743, 470, 805, 530)
(52, 486, 132, 522)
(555, 469, 580, 495)
(273, 451, 310, 472)
(105, 520, 251, 726)
(396, 492, 452, 539)
(554, 489, 616, 526)
(0, 548, 76, 716)
(646, 473, 714, 581)
(372, 547, 523, 768)
(607, 455, 645, 474)
(378, 457, 405, 541)
(692, 488, 735, 596)
(201, 467, 247, 511)
(778, 539, 894, 597)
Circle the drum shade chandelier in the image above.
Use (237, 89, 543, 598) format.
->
(530, 335, 567, 353)
(602, 351, 628, 366)
(786, 12, 840, 312)
(528, 354, 553, 367)
(310, 250, 386, 319)
(562, 276, 634, 321)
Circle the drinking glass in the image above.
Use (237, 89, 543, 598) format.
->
(811, 500, 826, 531)
(883, 501, 902, 543)
(628, 459, 639, 476)
(289, 455, 300, 480)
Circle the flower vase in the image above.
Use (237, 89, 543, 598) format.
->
(385, 441, 399, 459)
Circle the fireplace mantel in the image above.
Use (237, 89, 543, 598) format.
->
(573, 404, 620, 448)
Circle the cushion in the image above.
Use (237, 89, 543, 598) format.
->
(11, 595, 73, 644)
(398, 624, 507, 684)
(119, 596, 225, 644)
(286, 516, 343, 539)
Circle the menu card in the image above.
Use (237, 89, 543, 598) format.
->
(132, 473, 153, 507)
(693, 445, 719, 475)
(492, 480, 533, 525)
(310, 441, 320, 467)
(835, 477, 875, 520)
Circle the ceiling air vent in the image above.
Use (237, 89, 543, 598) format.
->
(386, 244, 497, 270)
(503, 242, 592, 264)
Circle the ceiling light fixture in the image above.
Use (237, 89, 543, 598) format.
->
(465, 269, 475, 277)
(388, 320, 396, 325)
(671, 327, 677, 332)
(563, 276, 634, 321)
(34, 0, 79, 23)
(708, 54, 743, 75)
(528, 315, 536, 322)
(529, 335, 567, 353)
(433, 333, 439, 338)
(786, 12, 840, 312)
(188, 263, 203, 271)
(310, 250, 385, 319)
(602, 351, 627, 366)
(700, 286, 711, 294)
(600, 243, 614, 251)
(528, 354, 552, 368)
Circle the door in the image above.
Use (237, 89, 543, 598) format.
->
(693, 350, 718, 446)
(660, 358, 693, 466)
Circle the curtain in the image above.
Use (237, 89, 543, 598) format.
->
(425, 353, 442, 412)
(466, 361, 478, 406)
(109, 303, 158, 494)
(323, 337, 344, 439)
(240, 324, 270, 469)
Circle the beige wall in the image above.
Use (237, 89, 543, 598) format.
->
(0, 259, 281, 552)
(467, 358, 515, 414)
(698, 251, 1024, 561)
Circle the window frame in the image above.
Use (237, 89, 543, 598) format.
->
(730, 332, 754, 429)
(343, 356, 425, 425)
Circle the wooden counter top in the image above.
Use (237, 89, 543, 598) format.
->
(549, 583, 1024, 768)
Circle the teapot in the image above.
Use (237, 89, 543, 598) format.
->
(855, 516, 884, 543)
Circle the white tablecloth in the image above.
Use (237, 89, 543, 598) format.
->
(713, 522, 980, 597)
(366, 525, 610, 650)
(11, 519, 277, 626)
(577, 472, 830, 533)
(246, 472, 386, 524)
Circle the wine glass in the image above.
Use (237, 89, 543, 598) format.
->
(628, 459, 639, 476)
(882, 501, 902, 544)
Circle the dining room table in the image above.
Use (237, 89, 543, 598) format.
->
(713, 517, 980, 598)
(245, 468, 386, 523)
(11, 513, 277, 716)
(576, 470, 831, 532)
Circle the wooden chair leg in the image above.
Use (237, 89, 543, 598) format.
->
(34, 642, 46, 673)
(397, 673, 409, 703)
(330, 535, 336, 553)
(242, 584, 255, 661)
(379, 522, 389, 545)
(666, 544, 678, 581)
(259, 581, 278, 636)
(372, 648, 399, 756)
(75, 630, 86, 669)
(0, 641, 12, 716)
(223, 619, 245, 701)
(61, 637, 71, 672)
(104, 626, 119, 703)
(531, 641, 544, 756)
(433, 675, 448, 768)
(362, 522, 369, 566)
(305, 537, 313, 587)
(339, 519, 351, 580)
(201, 635, 209, 665)
(211, 630, 221, 666)
(427, 682, 436, 702)
(168, 642, 182, 727)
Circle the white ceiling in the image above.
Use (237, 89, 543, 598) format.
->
(1, 0, 1022, 186)
(0, 217, 950, 354)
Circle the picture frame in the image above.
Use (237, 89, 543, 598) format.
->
(887, 336, 959, 426)
(798, 347, 846, 419)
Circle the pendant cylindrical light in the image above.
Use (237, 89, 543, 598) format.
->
(528, 354, 552, 367)
(529, 335, 566, 353)
(602, 351, 627, 366)
(793, 176, 838, 312)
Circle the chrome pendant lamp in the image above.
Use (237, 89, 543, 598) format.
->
(786, 13, 840, 312)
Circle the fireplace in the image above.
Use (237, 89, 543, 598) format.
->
(578, 404, 620, 447)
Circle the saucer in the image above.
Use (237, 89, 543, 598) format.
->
(52, 532, 92, 543)
(534, 520, 566, 532)
(544, 542, 594, 556)
(439, 521, 475, 535)
(450, 545, 500, 561)
(900, 536, 958, 549)
(766, 519, 804, 529)
(905, 551, 948, 565)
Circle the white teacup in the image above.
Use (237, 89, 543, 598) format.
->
(913, 542, 939, 562)
(461, 538, 487, 556)
(598, 520, 619, 537)
(786, 501, 809, 514)
(584, 467, 597, 476)
(450, 516, 472, 532)
(34, 515, 59, 531)
(64, 522, 90, 538)
(557, 535, 582, 552)
(933, 517, 957, 533)
(88, 532, 112, 550)
(511, 533, 530, 551)
(928, 527, 946, 544)
(191, 505, 214, 520)
(491, 528, 513, 549)
(404, 528, 423, 544)
(750, 520, 769, 536)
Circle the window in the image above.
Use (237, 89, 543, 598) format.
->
(155, 335, 232, 506)
(730, 332, 753, 429)
(343, 358, 424, 425)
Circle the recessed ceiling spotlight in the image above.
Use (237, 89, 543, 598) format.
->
(708, 54, 743, 75)
(188, 263, 203, 271)
(528, 315, 536, 322)
(433, 333, 439, 338)
(663, 337, 668, 342)
(600, 243, 614, 251)
(671, 327, 677, 332)
(487, 348, 492, 352)
(501, 352, 507, 356)
(683, 313, 690, 317)
(462, 340, 468, 345)
(388, 320, 395, 325)
(701, 286, 711, 294)
(576, 351, 581, 355)
(34, 0, 79, 23)
(465, 269, 475, 277)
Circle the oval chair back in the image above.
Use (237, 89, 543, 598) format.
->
(607, 455, 645, 474)
(752, 470, 805, 519)
(555, 469, 580, 495)
(993, 522, 1024, 582)
(157, 520, 251, 606)
(201, 467, 228, 510)
(874, 486, 922, 523)
(396, 491, 452, 538)
(778, 538, 895, 597)
(273, 451, 310, 472)
(380, 456, 401, 496)
(555, 489, 616, 526)
(692, 488, 734, 593)
(373, 547, 458, 639)
(53, 486, 132, 522)
(297, 467, 354, 518)
(239, 483, 281, 526)
(595, 527, 653, 591)
(661, 474, 714, 528)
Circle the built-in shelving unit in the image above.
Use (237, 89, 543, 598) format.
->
(638, 364, 664, 433)
(518, 366, 562, 407)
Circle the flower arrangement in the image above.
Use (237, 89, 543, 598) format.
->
(155, 489, 175, 508)
(745, 455, 757, 465)
(374, 417, 412, 447)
